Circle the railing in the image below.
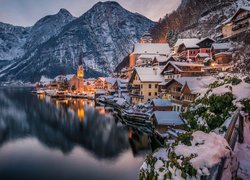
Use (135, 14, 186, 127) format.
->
(208, 109, 244, 180)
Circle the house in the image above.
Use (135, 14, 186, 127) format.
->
(211, 43, 232, 54)
(222, 6, 250, 39)
(94, 77, 116, 91)
(214, 52, 233, 64)
(151, 98, 173, 111)
(85, 78, 96, 92)
(159, 76, 216, 112)
(112, 79, 129, 97)
(151, 111, 185, 133)
(128, 67, 164, 104)
(174, 38, 215, 62)
(128, 43, 171, 77)
(161, 61, 205, 80)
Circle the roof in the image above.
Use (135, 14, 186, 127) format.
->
(175, 37, 215, 49)
(162, 61, 204, 74)
(155, 56, 168, 63)
(196, 53, 209, 58)
(151, 98, 172, 107)
(174, 38, 200, 48)
(152, 111, 184, 126)
(138, 54, 158, 59)
(212, 43, 232, 50)
(173, 76, 217, 94)
(133, 43, 171, 55)
(134, 67, 164, 82)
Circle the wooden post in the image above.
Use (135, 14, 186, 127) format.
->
(238, 113, 244, 143)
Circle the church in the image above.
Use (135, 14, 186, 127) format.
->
(69, 51, 85, 92)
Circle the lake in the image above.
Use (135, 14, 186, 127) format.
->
(0, 88, 152, 180)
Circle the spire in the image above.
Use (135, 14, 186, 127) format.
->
(79, 49, 83, 66)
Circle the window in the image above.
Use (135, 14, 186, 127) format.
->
(155, 92, 157, 96)
(141, 84, 143, 88)
(149, 92, 151, 96)
(149, 84, 152, 88)
(206, 49, 210, 53)
(155, 84, 158, 88)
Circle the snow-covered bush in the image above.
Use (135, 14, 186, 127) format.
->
(140, 131, 231, 180)
(182, 92, 235, 131)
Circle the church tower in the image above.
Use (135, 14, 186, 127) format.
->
(77, 50, 84, 79)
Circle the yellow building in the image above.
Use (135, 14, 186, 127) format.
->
(128, 67, 164, 104)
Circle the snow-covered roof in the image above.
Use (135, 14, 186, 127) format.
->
(212, 43, 232, 50)
(133, 43, 171, 55)
(196, 53, 209, 58)
(162, 61, 204, 74)
(134, 67, 164, 82)
(174, 38, 200, 48)
(155, 56, 168, 63)
(65, 74, 75, 81)
(151, 98, 172, 107)
(138, 54, 158, 59)
(175, 37, 214, 49)
(152, 111, 184, 126)
(174, 76, 217, 94)
(105, 77, 117, 85)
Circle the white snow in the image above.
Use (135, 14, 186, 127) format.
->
(152, 111, 184, 126)
(134, 67, 164, 82)
(133, 43, 171, 55)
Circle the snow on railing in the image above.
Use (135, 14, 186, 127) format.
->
(208, 108, 244, 180)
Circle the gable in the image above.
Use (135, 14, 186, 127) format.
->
(197, 38, 215, 48)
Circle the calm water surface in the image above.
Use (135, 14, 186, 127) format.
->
(0, 88, 152, 180)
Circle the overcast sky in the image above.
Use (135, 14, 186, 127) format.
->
(0, 0, 181, 27)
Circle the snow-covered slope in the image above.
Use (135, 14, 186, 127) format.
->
(0, 1, 155, 82)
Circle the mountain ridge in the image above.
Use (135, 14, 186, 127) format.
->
(0, 1, 155, 82)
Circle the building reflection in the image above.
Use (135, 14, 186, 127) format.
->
(0, 88, 152, 160)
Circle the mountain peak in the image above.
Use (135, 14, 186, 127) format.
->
(93, 1, 122, 9)
(57, 8, 72, 17)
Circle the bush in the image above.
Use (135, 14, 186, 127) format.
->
(244, 76, 250, 84)
(183, 92, 235, 131)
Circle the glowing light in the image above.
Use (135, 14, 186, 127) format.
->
(77, 108, 85, 121)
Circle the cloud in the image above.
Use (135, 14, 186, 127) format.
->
(0, 0, 181, 26)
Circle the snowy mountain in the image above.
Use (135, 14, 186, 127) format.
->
(0, 1, 155, 82)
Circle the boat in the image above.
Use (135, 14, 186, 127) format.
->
(50, 91, 67, 99)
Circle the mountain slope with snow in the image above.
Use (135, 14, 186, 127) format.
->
(0, 1, 155, 82)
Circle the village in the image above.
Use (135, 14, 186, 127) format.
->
(31, 6, 250, 179)
(34, 6, 250, 138)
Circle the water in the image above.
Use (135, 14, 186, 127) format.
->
(0, 88, 152, 180)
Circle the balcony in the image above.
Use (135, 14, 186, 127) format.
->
(233, 13, 250, 24)
(232, 22, 249, 31)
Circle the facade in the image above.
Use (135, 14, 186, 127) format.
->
(128, 67, 164, 104)
(222, 6, 250, 38)
(161, 61, 205, 80)
(159, 78, 196, 112)
(174, 38, 214, 62)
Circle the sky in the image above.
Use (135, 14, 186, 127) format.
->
(0, 0, 181, 27)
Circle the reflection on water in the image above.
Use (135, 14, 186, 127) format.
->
(0, 88, 152, 180)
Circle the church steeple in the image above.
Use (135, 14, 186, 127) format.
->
(77, 49, 84, 79)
